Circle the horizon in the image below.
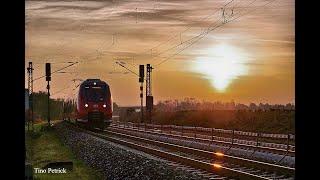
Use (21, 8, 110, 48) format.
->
(30, 90, 294, 107)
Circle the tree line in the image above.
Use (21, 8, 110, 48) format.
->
(156, 98, 295, 112)
(26, 91, 119, 122)
(25, 91, 76, 121)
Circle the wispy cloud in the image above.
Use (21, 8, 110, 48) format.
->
(26, 0, 295, 105)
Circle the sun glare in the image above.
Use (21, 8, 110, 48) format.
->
(191, 44, 249, 92)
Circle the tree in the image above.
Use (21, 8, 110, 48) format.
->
(249, 103, 257, 111)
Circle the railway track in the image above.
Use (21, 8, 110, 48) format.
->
(65, 121, 295, 179)
(109, 123, 295, 157)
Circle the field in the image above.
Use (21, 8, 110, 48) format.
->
(25, 123, 103, 180)
(120, 109, 295, 134)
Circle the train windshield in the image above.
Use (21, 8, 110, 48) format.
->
(84, 86, 109, 102)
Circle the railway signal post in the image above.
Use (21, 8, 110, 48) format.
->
(146, 64, 153, 123)
(27, 62, 34, 131)
(139, 65, 144, 123)
(46, 63, 51, 127)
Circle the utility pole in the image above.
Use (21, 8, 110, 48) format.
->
(139, 65, 144, 123)
(45, 63, 51, 127)
(27, 62, 34, 131)
(146, 64, 154, 123)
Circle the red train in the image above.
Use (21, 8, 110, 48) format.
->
(76, 79, 113, 129)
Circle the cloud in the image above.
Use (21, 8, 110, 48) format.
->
(26, 0, 295, 104)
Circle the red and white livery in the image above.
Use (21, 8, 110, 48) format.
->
(76, 79, 112, 129)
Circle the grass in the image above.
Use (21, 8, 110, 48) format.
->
(25, 123, 103, 180)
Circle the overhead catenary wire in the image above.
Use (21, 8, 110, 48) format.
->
(153, 0, 277, 67)
(50, 0, 275, 77)
(135, 0, 232, 59)
(51, 83, 74, 96)
(32, 0, 120, 61)
(150, 14, 225, 66)
(154, 18, 224, 66)
(33, 62, 79, 82)
(32, 67, 80, 91)
(27, 2, 119, 94)
(28, 0, 245, 68)
(28, 0, 281, 99)
(29, 61, 78, 65)
(116, 0, 244, 68)
(74, 0, 121, 64)
(131, 0, 241, 63)
(153, 0, 274, 63)
(27, 9, 118, 66)
(115, 61, 139, 77)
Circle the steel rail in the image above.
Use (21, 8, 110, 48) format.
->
(105, 128, 295, 176)
(65, 122, 292, 179)
(110, 124, 295, 157)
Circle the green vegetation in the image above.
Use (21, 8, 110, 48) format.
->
(25, 123, 103, 180)
(30, 91, 76, 122)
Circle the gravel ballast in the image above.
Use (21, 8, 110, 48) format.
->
(54, 122, 208, 180)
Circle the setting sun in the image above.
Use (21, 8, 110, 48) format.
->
(26, 0, 294, 105)
(191, 44, 249, 92)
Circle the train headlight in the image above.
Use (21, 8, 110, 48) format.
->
(103, 104, 107, 108)
(85, 103, 88, 108)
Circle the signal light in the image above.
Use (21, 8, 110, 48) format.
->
(103, 104, 107, 108)
(45, 63, 51, 81)
(139, 65, 144, 82)
(85, 103, 88, 108)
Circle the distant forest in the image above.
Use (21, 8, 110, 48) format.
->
(26, 91, 75, 122)
(121, 98, 295, 134)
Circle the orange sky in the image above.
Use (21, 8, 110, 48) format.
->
(25, 0, 295, 106)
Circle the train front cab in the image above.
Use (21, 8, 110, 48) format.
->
(77, 80, 112, 130)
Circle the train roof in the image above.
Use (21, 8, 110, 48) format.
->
(85, 79, 101, 82)
(80, 79, 109, 87)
